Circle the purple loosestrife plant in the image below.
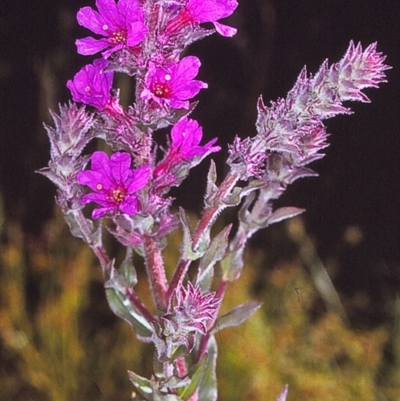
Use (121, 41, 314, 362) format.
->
(38, 0, 390, 399)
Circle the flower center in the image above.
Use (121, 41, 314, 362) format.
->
(110, 28, 127, 44)
(111, 186, 126, 203)
(151, 80, 172, 98)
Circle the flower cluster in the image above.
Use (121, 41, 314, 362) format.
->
(153, 282, 221, 359)
(39, 0, 390, 400)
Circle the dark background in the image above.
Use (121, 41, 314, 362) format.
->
(1, 0, 400, 326)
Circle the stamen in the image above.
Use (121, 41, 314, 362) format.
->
(110, 28, 127, 44)
(151, 81, 172, 98)
(112, 188, 126, 203)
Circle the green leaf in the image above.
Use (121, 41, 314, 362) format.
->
(212, 301, 262, 334)
(268, 206, 305, 225)
(218, 246, 245, 282)
(119, 247, 137, 287)
(197, 336, 218, 401)
(178, 354, 208, 401)
(179, 208, 202, 261)
(204, 160, 218, 208)
(105, 286, 153, 341)
(128, 371, 153, 400)
(196, 224, 231, 292)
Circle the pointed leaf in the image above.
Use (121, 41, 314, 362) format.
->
(119, 247, 137, 287)
(196, 225, 232, 291)
(63, 210, 95, 240)
(36, 167, 66, 189)
(197, 336, 218, 401)
(276, 384, 289, 401)
(105, 286, 153, 340)
(178, 354, 208, 401)
(128, 371, 153, 400)
(204, 160, 218, 207)
(268, 207, 305, 225)
(212, 301, 262, 334)
(179, 208, 202, 261)
(219, 246, 245, 282)
(222, 187, 243, 206)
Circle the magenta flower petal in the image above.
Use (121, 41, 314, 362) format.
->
(126, 166, 151, 193)
(119, 197, 139, 215)
(118, 0, 144, 23)
(77, 6, 108, 35)
(66, 59, 113, 109)
(76, 37, 110, 56)
(126, 21, 148, 46)
(187, 0, 238, 36)
(187, 0, 227, 21)
(77, 170, 112, 192)
(92, 207, 114, 219)
(95, 0, 119, 26)
(213, 21, 237, 37)
(109, 152, 131, 183)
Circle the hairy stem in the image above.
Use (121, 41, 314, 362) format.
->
(142, 234, 168, 310)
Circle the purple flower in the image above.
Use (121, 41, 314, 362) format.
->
(77, 151, 150, 219)
(154, 117, 220, 179)
(171, 117, 220, 158)
(141, 56, 207, 109)
(166, 0, 238, 37)
(67, 59, 114, 110)
(75, 0, 148, 58)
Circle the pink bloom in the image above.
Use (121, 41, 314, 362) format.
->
(154, 117, 219, 179)
(77, 151, 150, 219)
(170, 116, 220, 158)
(166, 0, 238, 37)
(75, 0, 148, 58)
(141, 56, 207, 109)
(67, 59, 113, 110)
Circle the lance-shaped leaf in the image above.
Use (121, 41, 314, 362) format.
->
(221, 186, 242, 207)
(105, 266, 153, 341)
(197, 336, 218, 401)
(179, 208, 204, 261)
(196, 224, 232, 291)
(105, 287, 153, 341)
(268, 206, 305, 225)
(204, 160, 218, 208)
(222, 178, 267, 207)
(64, 209, 94, 241)
(276, 384, 289, 401)
(178, 354, 208, 401)
(218, 246, 245, 282)
(118, 247, 138, 287)
(211, 301, 262, 334)
(128, 371, 153, 401)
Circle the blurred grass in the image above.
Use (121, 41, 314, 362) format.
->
(1, 209, 400, 400)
